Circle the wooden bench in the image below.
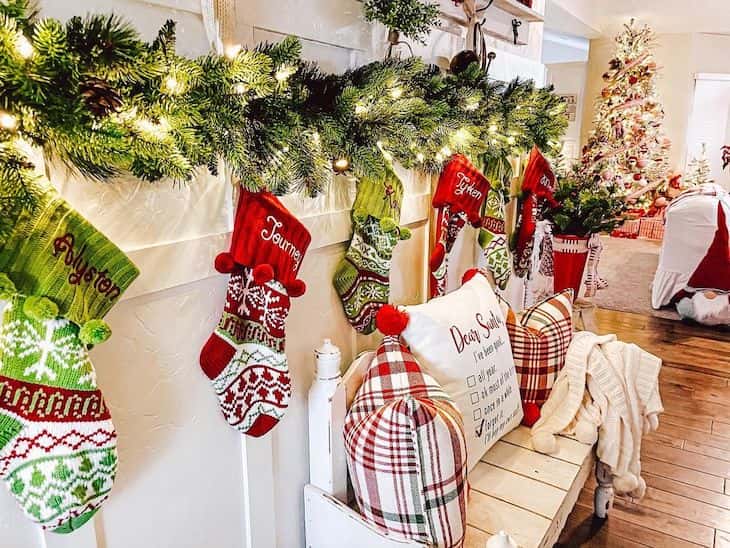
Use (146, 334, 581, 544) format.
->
(304, 344, 612, 548)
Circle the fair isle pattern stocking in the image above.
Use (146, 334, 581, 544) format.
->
(333, 215, 407, 334)
(584, 234, 608, 298)
(478, 189, 511, 290)
(0, 296, 117, 533)
(210, 276, 292, 437)
(429, 207, 468, 298)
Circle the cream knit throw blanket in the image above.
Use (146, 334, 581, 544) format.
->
(531, 331, 663, 498)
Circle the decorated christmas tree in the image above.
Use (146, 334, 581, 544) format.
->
(581, 21, 671, 198)
(685, 143, 713, 187)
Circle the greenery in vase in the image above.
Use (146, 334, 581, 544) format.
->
(358, 0, 441, 43)
(541, 167, 627, 236)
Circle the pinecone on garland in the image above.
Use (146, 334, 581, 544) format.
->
(80, 78, 123, 118)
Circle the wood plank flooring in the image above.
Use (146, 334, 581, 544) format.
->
(557, 308, 730, 547)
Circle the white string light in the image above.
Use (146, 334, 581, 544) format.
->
(275, 65, 296, 83)
(0, 111, 18, 131)
(224, 43, 242, 60)
(15, 34, 33, 59)
(163, 75, 185, 95)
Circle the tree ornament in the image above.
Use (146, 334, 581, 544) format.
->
(629, 75, 638, 85)
(79, 78, 123, 118)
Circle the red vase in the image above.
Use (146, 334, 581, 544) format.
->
(552, 235, 590, 300)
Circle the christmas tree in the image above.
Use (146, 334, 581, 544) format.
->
(685, 143, 713, 187)
(581, 21, 671, 197)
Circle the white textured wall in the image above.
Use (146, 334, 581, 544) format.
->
(0, 1, 548, 547)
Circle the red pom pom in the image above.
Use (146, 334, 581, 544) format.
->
(522, 402, 541, 427)
(376, 305, 410, 336)
(253, 264, 275, 284)
(462, 268, 480, 284)
(429, 243, 446, 272)
(214, 253, 235, 274)
(287, 279, 306, 298)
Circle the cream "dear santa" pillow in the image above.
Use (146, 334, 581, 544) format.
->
(378, 269, 523, 471)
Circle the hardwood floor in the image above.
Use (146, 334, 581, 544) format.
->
(557, 308, 730, 548)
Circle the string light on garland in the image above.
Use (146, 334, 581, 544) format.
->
(275, 65, 296, 83)
(464, 97, 480, 111)
(0, 111, 19, 131)
(450, 127, 471, 148)
(15, 34, 33, 59)
(507, 136, 516, 145)
(163, 75, 185, 95)
(333, 157, 350, 173)
(488, 124, 498, 134)
(0, 1, 569, 216)
(224, 43, 242, 60)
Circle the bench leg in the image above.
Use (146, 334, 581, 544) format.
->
(593, 461, 614, 519)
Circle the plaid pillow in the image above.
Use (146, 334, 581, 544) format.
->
(499, 290, 573, 407)
(344, 336, 467, 548)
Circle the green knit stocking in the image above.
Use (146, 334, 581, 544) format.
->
(479, 189, 511, 290)
(334, 214, 409, 334)
(0, 292, 117, 533)
(333, 170, 410, 334)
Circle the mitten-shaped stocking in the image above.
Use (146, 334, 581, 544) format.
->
(334, 170, 410, 334)
(584, 233, 608, 297)
(478, 188, 511, 290)
(429, 155, 490, 298)
(514, 147, 557, 278)
(0, 179, 138, 533)
(201, 190, 311, 437)
(0, 292, 116, 533)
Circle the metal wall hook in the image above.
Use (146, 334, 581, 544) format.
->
(386, 29, 414, 59)
(511, 19, 523, 45)
(486, 51, 496, 76)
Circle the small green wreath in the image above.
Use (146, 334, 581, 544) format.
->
(359, 0, 441, 43)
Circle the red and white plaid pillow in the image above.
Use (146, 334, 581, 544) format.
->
(344, 336, 468, 548)
(499, 290, 573, 412)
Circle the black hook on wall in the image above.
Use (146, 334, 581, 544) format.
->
(485, 51, 496, 76)
(511, 19, 523, 45)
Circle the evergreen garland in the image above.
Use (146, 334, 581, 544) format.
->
(0, 1, 567, 227)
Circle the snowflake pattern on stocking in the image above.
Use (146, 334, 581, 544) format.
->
(237, 269, 264, 317)
(0, 312, 93, 387)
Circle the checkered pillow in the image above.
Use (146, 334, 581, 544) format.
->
(344, 336, 467, 548)
(499, 290, 573, 407)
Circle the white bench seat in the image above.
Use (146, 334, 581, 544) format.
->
(304, 346, 606, 548)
